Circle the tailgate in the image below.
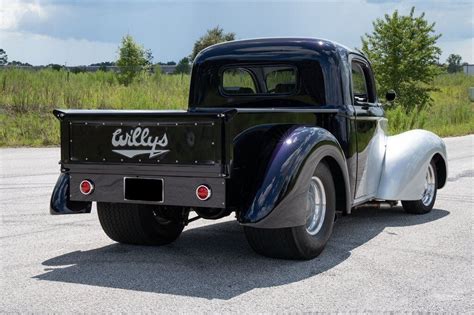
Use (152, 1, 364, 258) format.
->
(55, 109, 225, 166)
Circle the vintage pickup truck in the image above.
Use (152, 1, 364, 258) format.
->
(51, 38, 447, 260)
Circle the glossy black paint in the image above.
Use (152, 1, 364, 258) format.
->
(50, 173, 92, 215)
(386, 90, 397, 102)
(55, 109, 227, 167)
(52, 38, 384, 228)
(222, 109, 348, 213)
(238, 126, 350, 227)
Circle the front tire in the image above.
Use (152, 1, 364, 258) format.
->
(97, 203, 184, 245)
(402, 160, 438, 214)
(243, 161, 336, 260)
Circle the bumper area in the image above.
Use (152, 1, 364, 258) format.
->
(68, 173, 226, 209)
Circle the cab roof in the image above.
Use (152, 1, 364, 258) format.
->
(193, 37, 355, 64)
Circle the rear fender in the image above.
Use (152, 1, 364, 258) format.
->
(239, 126, 351, 228)
(376, 129, 448, 201)
(228, 123, 292, 209)
(50, 173, 92, 215)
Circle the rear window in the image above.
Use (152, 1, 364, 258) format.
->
(221, 65, 297, 96)
(222, 68, 257, 95)
(265, 68, 296, 93)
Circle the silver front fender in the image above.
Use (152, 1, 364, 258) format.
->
(376, 129, 447, 201)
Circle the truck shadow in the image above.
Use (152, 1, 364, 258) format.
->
(34, 207, 448, 300)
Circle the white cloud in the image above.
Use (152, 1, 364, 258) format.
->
(0, 0, 46, 30)
(0, 31, 117, 65)
(1, 1, 472, 65)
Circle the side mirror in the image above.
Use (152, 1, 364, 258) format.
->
(386, 90, 397, 102)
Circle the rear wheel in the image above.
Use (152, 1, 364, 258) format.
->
(402, 160, 438, 214)
(243, 161, 336, 260)
(97, 203, 184, 245)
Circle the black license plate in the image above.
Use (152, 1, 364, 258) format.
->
(124, 178, 164, 202)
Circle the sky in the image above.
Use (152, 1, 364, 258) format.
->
(0, 0, 472, 66)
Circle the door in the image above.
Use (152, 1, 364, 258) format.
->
(350, 56, 387, 202)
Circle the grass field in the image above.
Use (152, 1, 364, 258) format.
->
(0, 68, 472, 146)
(386, 73, 473, 136)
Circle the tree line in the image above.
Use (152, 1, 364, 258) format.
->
(114, 26, 235, 85)
(0, 26, 235, 80)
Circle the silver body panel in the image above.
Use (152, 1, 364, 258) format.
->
(375, 129, 447, 201)
(354, 117, 388, 201)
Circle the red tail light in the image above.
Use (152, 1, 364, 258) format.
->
(196, 185, 211, 201)
(80, 180, 94, 195)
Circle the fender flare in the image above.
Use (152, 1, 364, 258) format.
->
(376, 129, 448, 201)
(239, 126, 351, 228)
(50, 173, 92, 215)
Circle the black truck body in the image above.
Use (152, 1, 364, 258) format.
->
(53, 107, 349, 224)
(51, 38, 447, 260)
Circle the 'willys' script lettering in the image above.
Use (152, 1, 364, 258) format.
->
(111, 127, 170, 159)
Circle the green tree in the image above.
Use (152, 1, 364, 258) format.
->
(361, 7, 442, 111)
(446, 54, 463, 73)
(0, 49, 7, 65)
(190, 26, 235, 61)
(144, 48, 154, 71)
(175, 57, 191, 74)
(116, 35, 151, 85)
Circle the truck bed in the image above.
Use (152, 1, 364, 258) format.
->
(55, 109, 228, 170)
(54, 107, 341, 209)
(55, 107, 340, 175)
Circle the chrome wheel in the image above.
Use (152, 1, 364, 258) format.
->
(421, 163, 436, 206)
(305, 176, 326, 235)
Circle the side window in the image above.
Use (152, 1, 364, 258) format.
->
(222, 68, 257, 95)
(351, 62, 368, 103)
(265, 67, 297, 94)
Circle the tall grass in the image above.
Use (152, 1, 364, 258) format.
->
(0, 69, 189, 112)
(0, 68, 472, 146)
(0, 69, 189, 146)
(386, 73, 474, 136)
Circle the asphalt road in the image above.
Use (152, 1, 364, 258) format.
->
(1, 135, 472, 312)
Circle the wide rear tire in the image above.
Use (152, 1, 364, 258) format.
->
(243, 161, 336, 260)
(402, 160, 438, 214)
(97, 203, 184, 245)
